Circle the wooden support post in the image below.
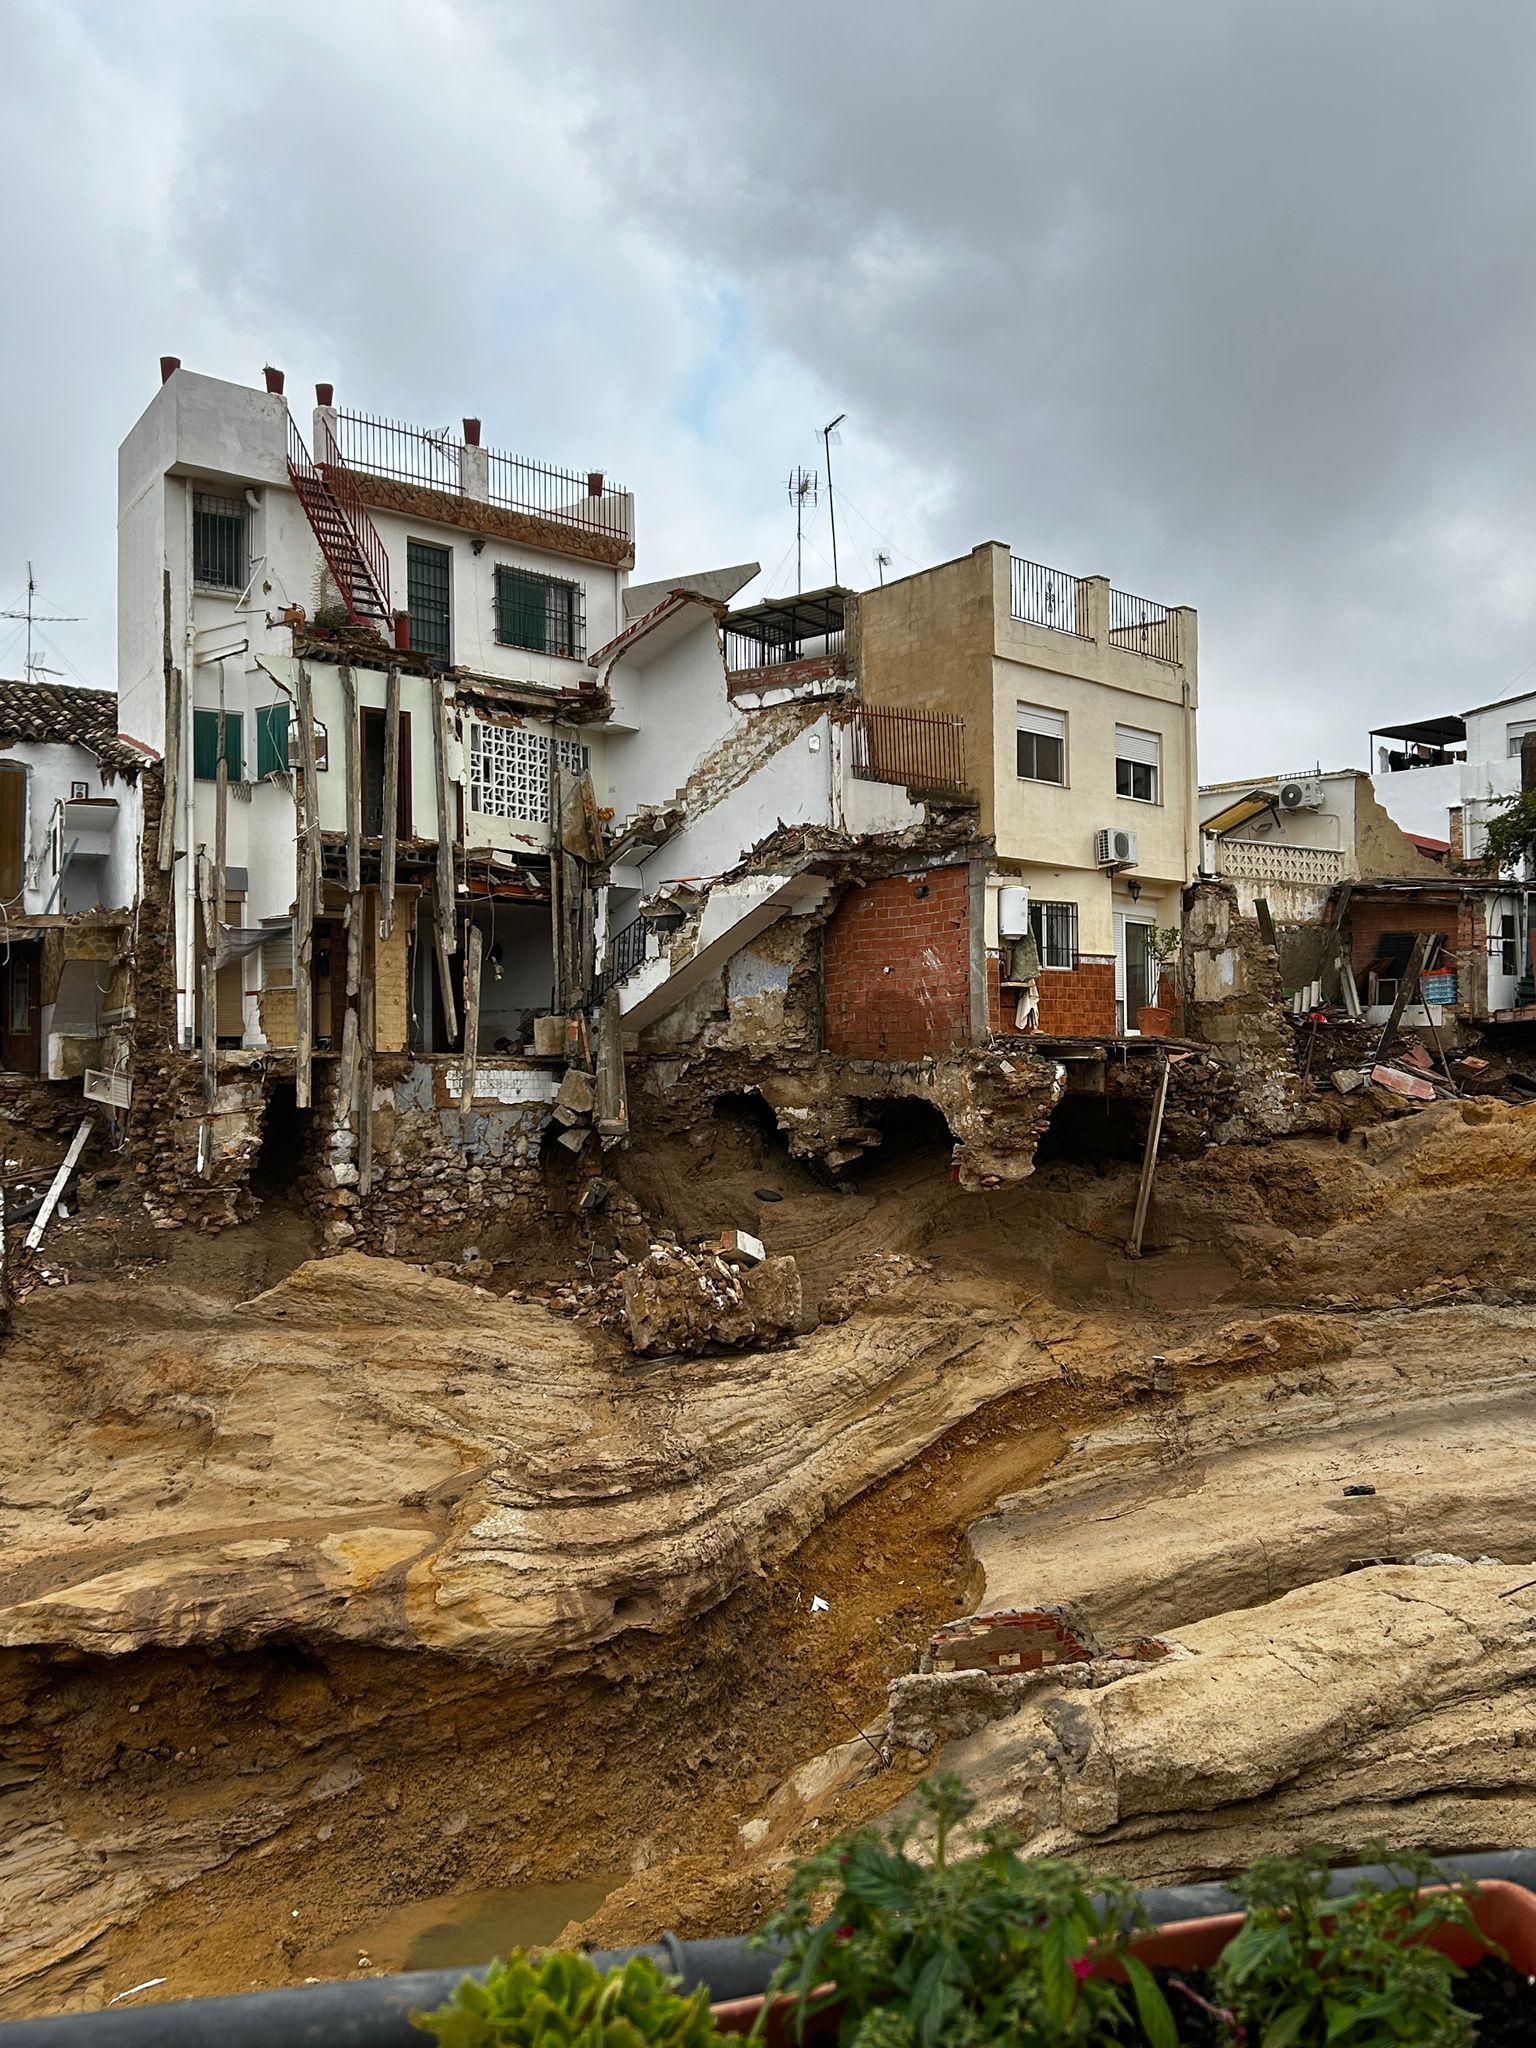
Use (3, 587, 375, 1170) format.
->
(295, 662, 324, 917)
(295, 838, 315, 1111)
(379, 664, 400, 940)
(431, 680, 459, 1043)
(459, 924, 484, 1117)
(549, 750, 566, 1013)
(1374, 931, 1431, 1063)
(595, 987, 629, 1143)
(158, 661, 181, 872)
(341, 662, 361, 898)
(357, 1050, 374, 1197)
(214, 701, 229, 931)
(1126, 1058, 1171, 1260)
(26, 1119, 93, 1252)
(345, 890, 362, 1002)
(201, 960, 217, 1106)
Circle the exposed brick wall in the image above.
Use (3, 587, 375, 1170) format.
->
(727, 653, 848, 699)
(823, 865, 972, 1059)
(345, 470, 632, 569)
(1032, 957, 1117, 1036)
(1348, 897, 1460, 983)
(928, 1609, 1094, 1674)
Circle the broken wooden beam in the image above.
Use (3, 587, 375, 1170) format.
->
(1126, 1058, 1171, 1260)
(459, 923, 484, 1116)
(1374, 932, 1431, 1063)
(341, 661, 361, 898)
(25, 1119, 93, 1253)
(295, 661, 324, 917)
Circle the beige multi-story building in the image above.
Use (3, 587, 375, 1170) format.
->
(857, 541, 1198, 1034)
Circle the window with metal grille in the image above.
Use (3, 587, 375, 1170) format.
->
(1029, 899, 1079, 969)
(193, 708, 243, 782)
(469, 723, 589, 822)
(255, 703, 290, 778)
(1016, 704, 1066, 784)
(494, 566, 584, 658)
(1114, 724, 1161, 803)
(407, 540, 452, 664)
(193, 493, 248, 592)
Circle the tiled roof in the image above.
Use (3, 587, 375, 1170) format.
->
(0, 680, 150, 776)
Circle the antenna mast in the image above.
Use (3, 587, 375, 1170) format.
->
(787, 468, 819, 594)
(0, 564, 82, 684)
(820, 415, 846, 585)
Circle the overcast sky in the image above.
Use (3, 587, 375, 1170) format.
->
(3, 0, 1536, 779)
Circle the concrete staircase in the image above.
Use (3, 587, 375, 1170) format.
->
(618, 870, 833, 1033)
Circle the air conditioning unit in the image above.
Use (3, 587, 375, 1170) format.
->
(1095, 827, 1139, 869)
(1277, 777, 1325, 812)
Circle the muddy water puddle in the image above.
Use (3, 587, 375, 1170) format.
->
(316, 1878, 621, 1977)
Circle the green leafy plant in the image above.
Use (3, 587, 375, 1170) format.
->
(1210, 1847, 1484, 2047)
(1148, 925, 1182, 966)
(413, 1948, 721, 2048)
(1479, 788, 1536, 876)
(753, 1774, 1175, 2047)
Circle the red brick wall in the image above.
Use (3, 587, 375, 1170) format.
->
(1032, 957, 1118, 1036)
(1348, 898, 1459, 981)
(823, 865, 972, 1058)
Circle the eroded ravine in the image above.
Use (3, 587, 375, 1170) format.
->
(6, 1098, 1536, 2016)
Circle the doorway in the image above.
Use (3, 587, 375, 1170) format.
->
(361, 707, 413, 839)
(0, 941, 40, 1072)
(1115, 913, 1156, 1034)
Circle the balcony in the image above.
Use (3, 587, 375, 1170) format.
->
(1009, 556, 1182, 665)
(849, 704, 969, 799)
(321, 408, 634, 545)
(723, 587, 849, 696)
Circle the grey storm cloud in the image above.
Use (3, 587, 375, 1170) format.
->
(3, 0, 1536, 779)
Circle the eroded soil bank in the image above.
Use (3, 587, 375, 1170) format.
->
(5, 1097, 1536, 2016)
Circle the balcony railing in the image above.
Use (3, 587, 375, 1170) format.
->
(324, 408, 633, 543)
(1108, 586, 1178, 664)
(849, 705, 968, 796)
(724, 623, 845, 674)
(1010, 557, 1089, 636)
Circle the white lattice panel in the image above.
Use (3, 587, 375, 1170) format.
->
(470, 724, 588, 822)
(1218, 838, 1345, 884)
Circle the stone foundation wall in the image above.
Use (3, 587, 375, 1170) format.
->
(1180, 879, 1323, 1140)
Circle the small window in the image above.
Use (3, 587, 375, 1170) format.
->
(1029, 899, 1079, 969)
(407, 540, 452, 665)
(193, 493, 248, 591)
(1115, 724, 1161, 803)
(1502, 914, 1519, 979)
(255, 703, 291, 779)
(494, 566, 584, 659)
(1507, 720, 1536, 759)
(1016, 704, 1066, 784)
(193, 708, 243, 782)
(260, 919, 295, 991)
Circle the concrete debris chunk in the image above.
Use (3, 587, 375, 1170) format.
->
(621, 1240, 801, 1355)
(1330, 1068, 1367, 1095)
(716, 1228, 765, 1267)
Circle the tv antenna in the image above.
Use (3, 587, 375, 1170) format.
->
(1, 564, 82, 684)
(787, 468, 819, 594)
(876, 550, 891, 586)
(820, 415, 846, 585)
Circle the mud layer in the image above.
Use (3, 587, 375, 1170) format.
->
(5, 1098, 1536, 2016)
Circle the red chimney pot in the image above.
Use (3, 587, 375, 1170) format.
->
(263, 365, 285, 395)
(587, 471, 604, 497)
(160, 356, 181, 384)
(315, 382, 334, 407)
(462, 417, 482, 447)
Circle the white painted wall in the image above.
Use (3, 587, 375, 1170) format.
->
(0, 739, 142, 915)
(1370, 760, 1459, 841)
(604, 615, 734, 822)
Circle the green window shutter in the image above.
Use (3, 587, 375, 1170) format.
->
(193, 709, 243, 781)
(496, 567, 549, 653)
(255, 704, 289, 778)
(193, 708, 219, 782)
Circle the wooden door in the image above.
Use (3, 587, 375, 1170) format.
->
(0, 763, 25, 906)
(1, 943, 41, 1073)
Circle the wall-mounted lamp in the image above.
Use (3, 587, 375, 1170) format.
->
(1128, 878, 1142, 901)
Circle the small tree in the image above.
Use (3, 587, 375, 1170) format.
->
(1479, 788, 1536, 876)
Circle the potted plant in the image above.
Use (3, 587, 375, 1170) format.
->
(414, 1946, 720, 2047)
(1116, 1847, 1536, 2046)
(1136, 925, 1182, 1038)
(721, 1776, 1177, 2045)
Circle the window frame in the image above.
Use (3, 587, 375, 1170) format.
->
(255, 702, 291, 779)
(1114, 724, 1162, 804)
(192, 492, 249, 593)
(1507, 720, 1536, 759)
(192, 707, 243, 783)
(1029, 899, 1079, 971)
(406, 538, 453, 666)
(1015, 703, 1067, 786)
(493, 564, 586, 660)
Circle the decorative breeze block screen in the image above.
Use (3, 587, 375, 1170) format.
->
(470, 724, 589, 822)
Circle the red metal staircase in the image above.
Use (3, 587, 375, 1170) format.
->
(286, 412, 394, 639)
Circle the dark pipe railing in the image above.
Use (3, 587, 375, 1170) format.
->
(7, 1857, 1536, 2044)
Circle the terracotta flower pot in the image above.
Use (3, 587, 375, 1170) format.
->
(711, 1884, 1536, 2042)
(1136, 1004, 1174, 1038)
